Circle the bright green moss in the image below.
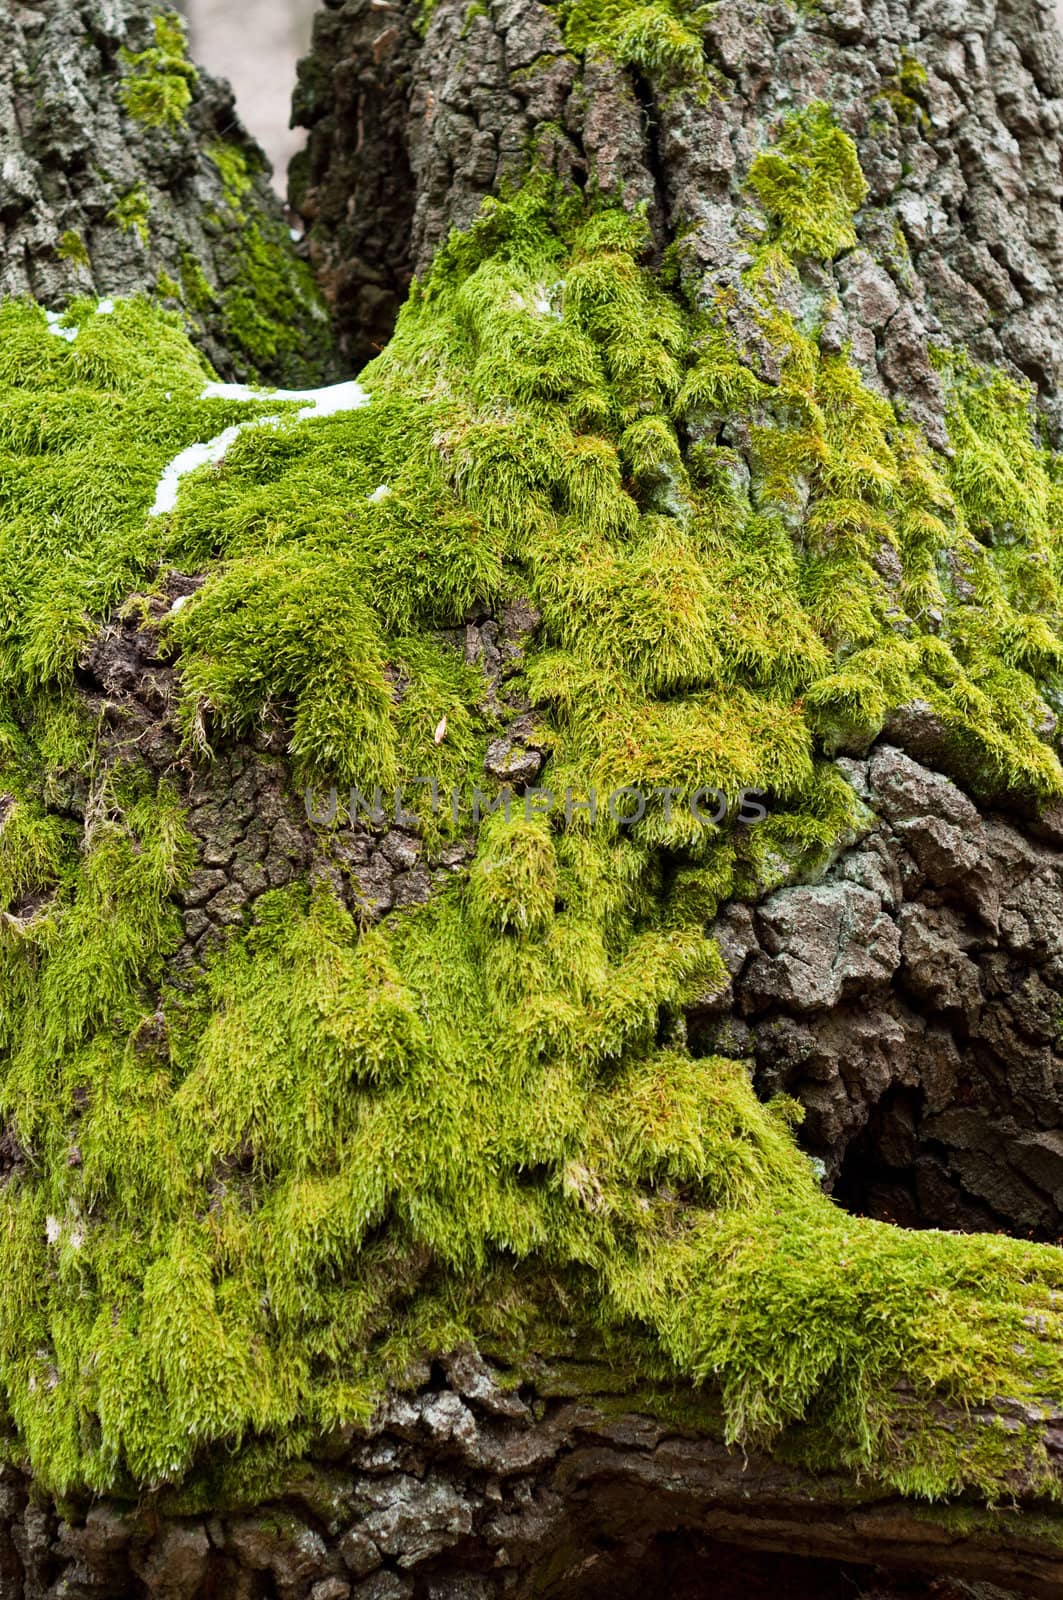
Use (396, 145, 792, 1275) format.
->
(748, 103, 869, 259)
(4, 135, 1063, 1509)
(0, 298, 278, 694)
(56, 232, 90, 271)
(467, 814, 558, 935)
(197, 133, 331, 383)
(219, 225, 332, 384)
(424, 0, 720, 91)
(178, 251, 215, 315)
(554, 0, 713, 93)
(119, 13, 197, 129)
(109, 185, 152, 247)
(412, 0, 440, 34)
(898, 51, 929, 97)
(205, 140, 258, 202)
(874, 52, 931, 130)
(0, 794, 72, 918)
(171, 548, 402, 791)
(605, 5, 712, 90)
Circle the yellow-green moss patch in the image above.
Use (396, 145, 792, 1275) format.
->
(3, 118, 1063, 1508)
(119, 13, 197, 130)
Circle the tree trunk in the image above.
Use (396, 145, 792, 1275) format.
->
(292, 0, 1063, 444)
(0, 0, 334, 383)
(7, 1, 1063, 1597)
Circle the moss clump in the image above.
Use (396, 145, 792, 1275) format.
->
(434, 0, 716, 91)
(873, 51, 931, 129)
(0, 297, 279, 691)
(179, 251, 215, 315)
(109, 185, 152, 248)
(56, 232, 90, 271)
(461, 0, 491, 35)
(196, 138, 334, 386)
(205, 140, 259, 201)
(119, 13, 197, 130)
(748, 102, 868, 259)
(4, 119, 1063, 1508)
(219, 226, 332, 380)
(897, 51, 929, 95)
(554, 0, 713, 93)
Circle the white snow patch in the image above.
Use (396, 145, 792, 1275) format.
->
(199, 379, 371, 421)
(45, 1216, 61, 1245)
(44, 298, 119, 341)
(44, 310, 77, 343)
(368, 484, 392, 504)
(150, 379, 371, 517)
(302, 380, 372, 419)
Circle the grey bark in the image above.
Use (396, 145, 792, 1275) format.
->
(0, 0, 331, 383)
(293, 0, 1063, 447)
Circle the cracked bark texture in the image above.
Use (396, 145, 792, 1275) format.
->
(0, 0, 331, 383)
(65, 580, 541, 970)
(4, 1347, 1063, 1599)
(696, 744, 1063, 1238)
(293, 0, 1063, 448)
(8, 0, 1063, 1594)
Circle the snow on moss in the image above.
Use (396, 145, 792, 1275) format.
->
(151, 379, 371, 515)
(2, 116, 1063, 1509)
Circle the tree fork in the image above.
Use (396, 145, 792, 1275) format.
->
(5, 0, 1063, 1596)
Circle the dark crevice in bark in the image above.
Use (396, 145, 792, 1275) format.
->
(628, 68, 669, 262)
(696, 742, 1063, 1246)
(289, 0, 421, 369)
(832, 1085, 1022, 1236)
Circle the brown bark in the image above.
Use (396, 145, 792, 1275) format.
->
(8, 1, 1063, 1595)
(5, 1352, 1063, 1598)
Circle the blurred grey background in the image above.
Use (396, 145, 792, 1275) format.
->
(179, 0, 319, 188)
(181, 0, 1063, 195)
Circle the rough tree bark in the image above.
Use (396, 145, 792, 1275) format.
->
(0, 0, 334, 383)
(292, 0, 1063, 1238)
(7, 0, 1063, 1597)
(292, 0, 1063, 432)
